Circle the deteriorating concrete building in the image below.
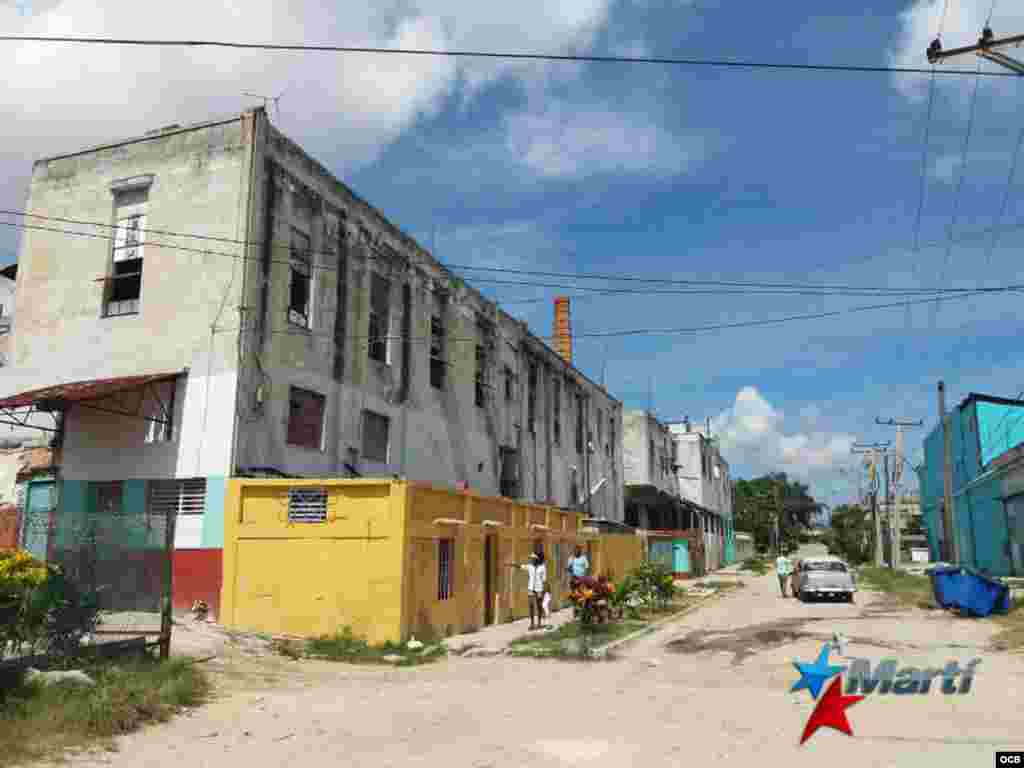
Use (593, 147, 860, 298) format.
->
(0, 107, 623, 612)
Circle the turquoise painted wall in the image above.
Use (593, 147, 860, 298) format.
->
(201, 476, 226, 548)
(920, 399, 1016, 575)
(977, 400, 1024, 466)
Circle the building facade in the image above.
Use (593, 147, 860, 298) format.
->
(0, 107, 623, 613)
(918, 392, 1024, 576)
(622, 410, 679, 528)
(669, 420, 735, 568)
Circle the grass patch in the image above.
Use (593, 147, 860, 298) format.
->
(508, 619, 648, 659)
(740, 557, 769, 575)
(992, 596, 1024, 651)
(298, 627, 446, 667)
(0, 655, 209, 767)
(856, 566, 935, 609)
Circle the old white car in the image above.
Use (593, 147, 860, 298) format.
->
(795, 557, 856, 603)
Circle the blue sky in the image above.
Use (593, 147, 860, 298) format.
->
(1, 0, 1022, 509)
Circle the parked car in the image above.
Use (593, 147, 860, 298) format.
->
(795, 556, 856, 603)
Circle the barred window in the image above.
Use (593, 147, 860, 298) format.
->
(149, 479, 206, 517)
(438, 538, 454, 600)
(288, 487, 328, 523)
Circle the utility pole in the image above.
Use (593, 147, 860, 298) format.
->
(938, 381, 958, 564)
(853, 441, 890, 567)
(927, 26, 1024, 74)
(875, 417, 924, 569)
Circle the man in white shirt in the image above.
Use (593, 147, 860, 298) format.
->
(511, 552, 547, 630)
(776, 553, 793, 598)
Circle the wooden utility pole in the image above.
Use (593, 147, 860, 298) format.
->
(875, 417, 924, 569)
(927, 26, 1024, 74)
(853, 441, 890, 567)
(938, 381, 958, 563)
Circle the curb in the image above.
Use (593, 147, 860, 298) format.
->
(588, 586, 737, 658)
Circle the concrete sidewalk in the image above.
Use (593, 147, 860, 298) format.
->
(441, 607, 578, 656)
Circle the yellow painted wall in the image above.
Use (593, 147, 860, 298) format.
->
(220, 479, 408, 645)
(222, 478, 646, 644)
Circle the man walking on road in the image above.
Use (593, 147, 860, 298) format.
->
(775, 552, 792, 597)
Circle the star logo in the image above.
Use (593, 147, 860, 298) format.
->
(791, 643, 845, 700)
(800, 676, 865, 745)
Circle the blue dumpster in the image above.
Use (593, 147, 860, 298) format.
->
(928, 566, 1010, 617)
(928, 565, 961, 609)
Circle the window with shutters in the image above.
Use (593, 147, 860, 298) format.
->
(438, 538, 454, 600)
(362, 410, 390, 463)
(287, 487, 327, 523)
(288, 228, 313, 329)
(149, 479, 207, 521)
(287, 387, 325, 451)
(104, 184, 150, 317)
(368, 273, 390, 363)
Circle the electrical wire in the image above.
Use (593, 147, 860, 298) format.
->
(6, 210, 1021, 296)
(212, 283, 1020, 345)
(0, 35, 1017, 78)
(934, 60, 984, 331)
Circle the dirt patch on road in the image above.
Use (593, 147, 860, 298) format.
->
(665, 617, 901, 666)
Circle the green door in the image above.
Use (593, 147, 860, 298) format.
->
(23, 481, 55, 561)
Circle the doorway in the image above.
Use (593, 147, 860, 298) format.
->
(23, 480, 56, 561)
(484, 534, 496, 625)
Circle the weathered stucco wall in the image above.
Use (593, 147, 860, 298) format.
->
(10, 116, 251, 384)
(231, 112, 624, 519)
(622, 410, 677, 496)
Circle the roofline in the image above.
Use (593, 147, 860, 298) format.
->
(257, 111, 619, 406)
(33, 108, 262, 166)
(959, 392, 1024, 410)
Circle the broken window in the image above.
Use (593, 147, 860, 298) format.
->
(649, 439, 656, 478)
(362, 410, 390, 463)
(288, 228, 312, 328)
(527, 362, 538, 433)
(504, 366, 515, 401)
(475, 345, 489, 407)
(552, 378, 561, 444)
(287, 387, 325, 450)
(438, 538, 454, 601)
(93, 481, 123, 515)
(597, 408, 604, 452)
(575, 393, 585, 455)
(608, 413, 615, 458)
(430, 308, 445, 389)
(105, 187, 149, 317)
(368, 274, 390, 363)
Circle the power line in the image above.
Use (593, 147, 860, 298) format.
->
(6, 209, 1021, 296)
(0, 35, 1019, 78)
(217, 284, 1019, 345)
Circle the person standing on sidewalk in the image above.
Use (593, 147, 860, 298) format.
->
(775, 552, 793, 597)
(509, 552, 547, 630)
(566, 546, 589, 586)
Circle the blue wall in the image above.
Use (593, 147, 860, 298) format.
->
(919, 397, 1021, 575)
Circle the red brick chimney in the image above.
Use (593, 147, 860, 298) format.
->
(553, 297, 572, 363)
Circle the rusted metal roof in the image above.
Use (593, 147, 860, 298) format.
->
(0, 373, 182, 409)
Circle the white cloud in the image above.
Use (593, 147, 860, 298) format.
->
(712, 386, 856, 475)
(506, 102, 703, 178)
(0, 0, 622, 205)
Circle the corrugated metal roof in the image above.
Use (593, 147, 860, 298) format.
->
(0, 373, 181, 409)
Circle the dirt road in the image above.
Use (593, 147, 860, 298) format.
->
(53, 552, 1024, 768)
